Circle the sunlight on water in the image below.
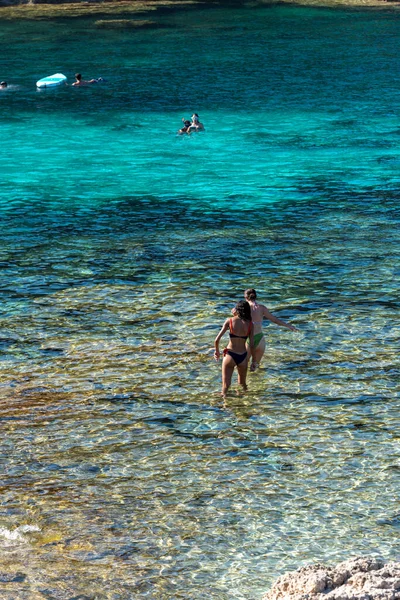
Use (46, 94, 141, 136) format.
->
(1, 4, 400, 599)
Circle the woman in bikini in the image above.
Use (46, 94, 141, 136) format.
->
(244, 288, 297, 372)
(214, 300, 254, 396)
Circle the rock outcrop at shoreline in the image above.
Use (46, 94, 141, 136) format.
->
(263, 557, 400, 600)
(1, 0, 399, 16)
(1, 0, 399, 15)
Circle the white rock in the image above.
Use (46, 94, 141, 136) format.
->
(263, 557, 400, 600)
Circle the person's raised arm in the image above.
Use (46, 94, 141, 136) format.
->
(262, 305, 298, 331)
(214, 319, 229, 360)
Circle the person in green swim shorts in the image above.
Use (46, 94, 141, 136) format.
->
(244, 288, 298, 372)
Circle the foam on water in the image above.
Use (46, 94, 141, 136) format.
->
(0, 525, 40, 543)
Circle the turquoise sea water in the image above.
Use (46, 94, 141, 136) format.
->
(1, 4, 400, 599)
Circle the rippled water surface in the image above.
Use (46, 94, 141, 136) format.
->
(1, 4, 400, 599)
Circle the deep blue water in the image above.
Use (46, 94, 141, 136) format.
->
(0, 4, 400, 599)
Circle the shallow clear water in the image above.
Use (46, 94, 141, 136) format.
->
(1, 4, 400, 599)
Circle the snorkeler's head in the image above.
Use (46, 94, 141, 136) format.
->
(234, 300, 251, 321)
(75, 73, 82, 81)
(0, 81, 7, 88)
(244, 288, 257, 301)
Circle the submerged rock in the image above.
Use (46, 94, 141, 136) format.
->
(0, 572, 26, 583)
(95, 19, 171, 29)
(263, 557, 400, 600)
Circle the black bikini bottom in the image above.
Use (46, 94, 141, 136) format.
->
(224, 349, 247, 366)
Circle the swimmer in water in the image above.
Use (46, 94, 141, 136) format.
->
(72, 73, 103, 86)
(0, 81, 8, 89)
(178, 119, 192, 135)
(244, 288, 298, 372)
(214, 300, 254, 397)
(188, 113, 205, 132)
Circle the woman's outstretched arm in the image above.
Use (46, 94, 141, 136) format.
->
(262, 305, 298, 331)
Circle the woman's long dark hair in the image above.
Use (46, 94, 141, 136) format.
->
(235, 300, 251, 321)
